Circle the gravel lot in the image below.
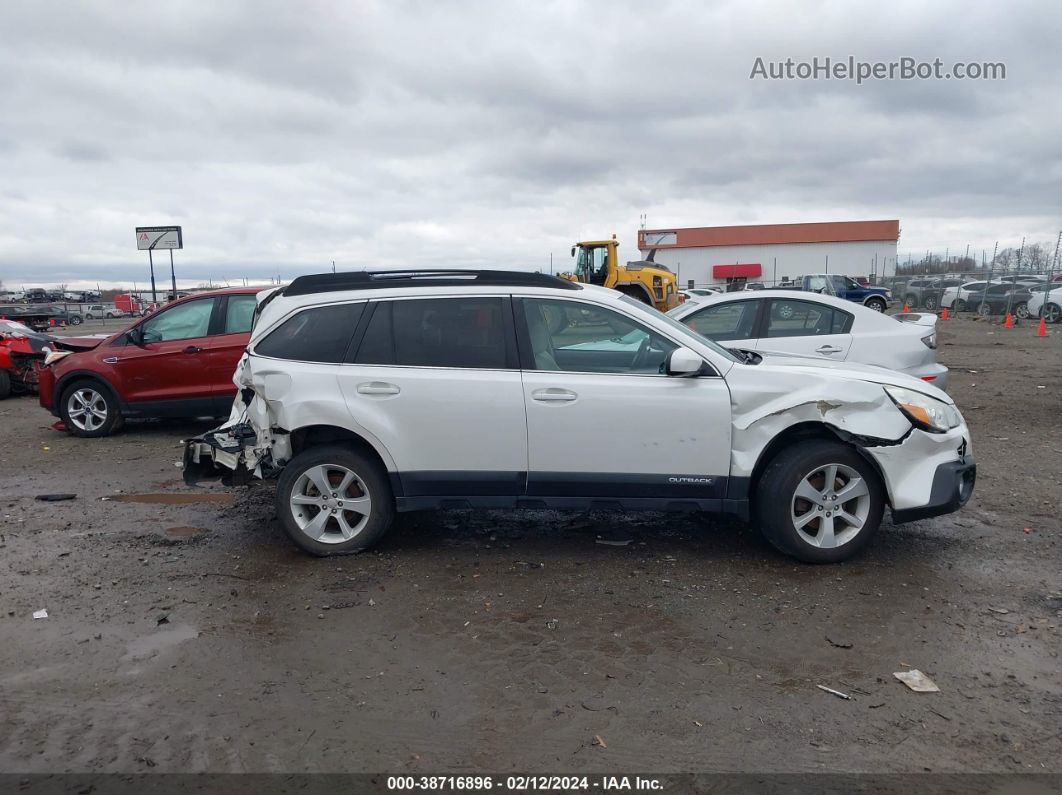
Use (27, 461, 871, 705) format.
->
(0, 315, 1059, 774)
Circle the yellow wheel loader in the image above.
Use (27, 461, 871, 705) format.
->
(561, 237, 680, 312)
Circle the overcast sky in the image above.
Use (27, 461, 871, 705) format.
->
(2, 0, 1060, 288)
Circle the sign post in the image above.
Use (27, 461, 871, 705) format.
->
(136, 226, 183, 305)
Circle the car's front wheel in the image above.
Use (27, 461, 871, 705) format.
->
(865, 297, 887, 312)
(60, 380, 123, 437)
(977, 301, 993, 317)
(953, 299, 967, 312)
(276, 444, 395, 556)
(922, 294, 938, 310)
(1014, 302, 1029, 319)
(1045, 303, 1061, 323)
(755, 440, 884, 563)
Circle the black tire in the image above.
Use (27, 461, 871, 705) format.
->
(1045, 303, 1062, 323)
(275, 444, 395, 556)
(754, 440, 885, 564)
(953, 299, 967, 313)
(977, 302, 992, 317)
(0, 369, 11, 400)
(922, 294, 938, 310)
(905, 294, 918, 307)
(864, 297, 887, 312)
(69, 315, 82, 326)
(59, 379, 123, 437)
(1014, 302, 1029, 320)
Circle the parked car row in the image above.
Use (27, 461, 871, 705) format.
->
(888, 274, 1060, 315)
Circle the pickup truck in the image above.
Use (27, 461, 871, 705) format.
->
(778, 274, 891, 312)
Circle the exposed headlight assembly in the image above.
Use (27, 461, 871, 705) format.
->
(884, 386, 962, 433)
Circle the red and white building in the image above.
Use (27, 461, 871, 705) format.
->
(637, 220, 900, 289)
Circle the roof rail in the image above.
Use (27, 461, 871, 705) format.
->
(283, 269, 580, 297)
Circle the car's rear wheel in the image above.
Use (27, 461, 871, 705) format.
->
(60, 379, 123, 437)
(865, 297, 886, 312)
(276, 444, 395, 556)
(1014, 302, 1029, 319)
(977, 301, 992, 317)
(755, 440, 884, 563)
(774, 302, 796, 320)
(69, 315, 82, 326)
(922, 294, 938, 310)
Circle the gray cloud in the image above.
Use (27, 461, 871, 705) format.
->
(1, 0, 1061, 287)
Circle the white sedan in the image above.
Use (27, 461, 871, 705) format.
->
(940, 280, 1004, 310)
(1027, 285, 1062, 323)
(667, 290, 949, 390)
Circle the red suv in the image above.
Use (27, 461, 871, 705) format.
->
(39, 287, 268, 437)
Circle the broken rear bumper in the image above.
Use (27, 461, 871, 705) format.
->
(183, 422, 260, 486)
(890, 457, 976, 523)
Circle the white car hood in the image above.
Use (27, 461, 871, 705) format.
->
(744, 349, 953, 403)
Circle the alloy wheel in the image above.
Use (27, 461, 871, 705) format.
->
(790, 463, 871, 549)
(67, 388, 108, 432)
(290, 464, 372, 544)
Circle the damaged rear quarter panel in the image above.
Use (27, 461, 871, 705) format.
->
(236, 353, 398, 471)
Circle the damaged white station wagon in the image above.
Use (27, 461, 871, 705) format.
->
(184, 270, 976, 563)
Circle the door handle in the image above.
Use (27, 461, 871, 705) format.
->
(816, 345, 843, 354)
(357, 381, 400, 396)
(531, 388, 577, 403)
(183, 345, 203, 353)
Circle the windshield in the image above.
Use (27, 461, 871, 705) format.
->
(620, 295, 741, 363)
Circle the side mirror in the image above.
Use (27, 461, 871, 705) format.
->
(127, 327, 144, 346)
(665, 346, 703, 377)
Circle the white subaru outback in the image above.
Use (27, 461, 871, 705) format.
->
(184, 270, 976, 563)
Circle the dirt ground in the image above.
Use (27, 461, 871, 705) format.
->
(0, 315, 1059, 775)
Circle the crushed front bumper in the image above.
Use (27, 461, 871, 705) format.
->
(890, 457, 976, 523)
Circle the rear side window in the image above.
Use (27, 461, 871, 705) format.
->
(354, 297, 511, 369)
(224, 294, 259, 334)
(255, 303, 364, 363)
(766, 299, 853, 337)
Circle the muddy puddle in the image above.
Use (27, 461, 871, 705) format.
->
(105, 493, 234, 505)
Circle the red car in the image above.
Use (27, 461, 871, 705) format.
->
(39, 287, 268, 437)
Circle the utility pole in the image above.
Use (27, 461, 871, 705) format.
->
(169, 249, 176, 300)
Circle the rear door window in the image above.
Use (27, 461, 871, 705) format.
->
(223, 294, 259, 334)
(354, 298, 512, 369)
(765, 299, 852, 338)
(255, 303, 365, 363)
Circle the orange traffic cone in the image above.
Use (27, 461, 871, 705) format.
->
(941, 307, 949, 320)
(903, 302, 910, 312)
(1004, 312, 1014, 328)
(1038, 315, 1048, 337)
